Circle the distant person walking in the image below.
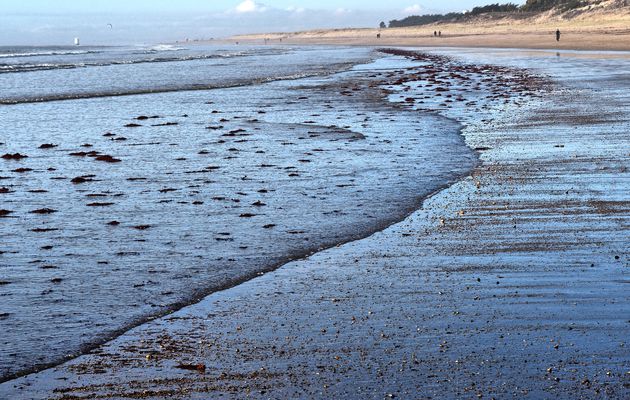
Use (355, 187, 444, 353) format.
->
(556, 29, 561, 42)
(438, 31, 442, 37)
(434, 31, 437, 37)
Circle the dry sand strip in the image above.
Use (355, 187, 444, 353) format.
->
(1, 50, 629, 399)
(234, 31, 630, 52)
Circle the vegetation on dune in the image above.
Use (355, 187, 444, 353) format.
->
(388, 3, 521, 28)
(521, 0, 595, 11)
(387, 0, 611, 28)
(388, 13, 467, 28)
(471, 3, 520, 13)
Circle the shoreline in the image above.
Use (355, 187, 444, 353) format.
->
(2, 47, 628, 398)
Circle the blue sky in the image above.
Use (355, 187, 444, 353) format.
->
(1, 1, 526, 45)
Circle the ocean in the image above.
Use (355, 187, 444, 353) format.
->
(0, 44, 477, 380)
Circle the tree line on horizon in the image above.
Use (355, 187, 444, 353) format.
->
(386, 0, 596, 28)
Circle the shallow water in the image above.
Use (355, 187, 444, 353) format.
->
(0, 46, 477, 380)
(0, 45, 360, 103)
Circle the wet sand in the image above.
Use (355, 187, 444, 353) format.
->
(1, 48, 629, 398)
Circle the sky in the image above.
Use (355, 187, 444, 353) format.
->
(0, 1, 526, 46)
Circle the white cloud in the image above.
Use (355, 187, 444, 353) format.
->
(235, 0, 267, 13)
(403, 4, 423, 14)
(286, 6, 305, 13)
(334, 8, 351, 16)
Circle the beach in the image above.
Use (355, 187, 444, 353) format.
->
(1, 45, 628, 399)
(232, 5, 630, 51)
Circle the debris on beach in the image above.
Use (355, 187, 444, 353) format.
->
(69, 151, 100, 157)
(71, 176, 94, 184)
(30, 208, 57, 214)
(30, 228, 59, 232)
(175, 363, 206, 372)
(1, 153, 28, 160)
(86, 202, 114, 207)
(95, 155, 121, 163)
